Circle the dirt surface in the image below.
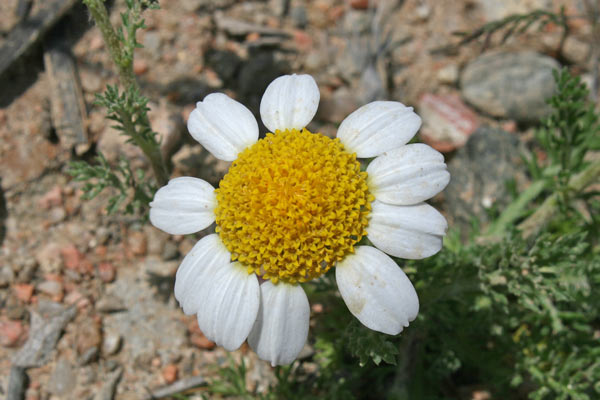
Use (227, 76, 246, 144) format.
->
(0, 0, 592, 399)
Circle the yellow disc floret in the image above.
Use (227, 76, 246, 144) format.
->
(215, 128, 373, 284)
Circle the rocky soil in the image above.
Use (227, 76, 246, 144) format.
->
(0, 0, 594, 399)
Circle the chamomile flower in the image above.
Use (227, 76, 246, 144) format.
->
(149, 74, 450, 366)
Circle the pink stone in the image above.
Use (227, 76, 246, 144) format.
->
(162, 364, 178, 384)
(97, 262, 116, 283)
(418, 93, 480, 152)
(60, 244, 83, 271)
(134, 59, 149, 75)
(38, 186, 63, 209)
(0, 318, 26, 347)
(64, 290, 90, 310)
(14, 283, 34, 302)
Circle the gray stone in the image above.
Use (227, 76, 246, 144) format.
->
(36, 280, 63, 297)
(102, 332, 122, 356)
(0, 265, 14, 287)
(460, 51, 560, 123)
(13, 304, 77, 368)
(48, 358, 77, 395)
(206, 49, 241, 85)
(445, 126, 528, 231)
(161, 241, 180, 261)
(290, 6, 308, 28)
(95, 226, 111, 245)
(78, 346, 99, 365)
(93, 366, 123, 400)
(96, 296, 126, 313)
(237, 51, 285, 104)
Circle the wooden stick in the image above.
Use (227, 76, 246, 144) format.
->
(0, 0, 78, 77)
(43, 23, 89, 154)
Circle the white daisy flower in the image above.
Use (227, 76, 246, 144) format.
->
(149, 74, 450, 366)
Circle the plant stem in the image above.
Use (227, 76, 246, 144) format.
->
(83, 0, 136, 89)
(518, 158, 600, 239)
(83, 0, 169, 186)
(486, 180, 547, 237)
(117, 109, 169, 186)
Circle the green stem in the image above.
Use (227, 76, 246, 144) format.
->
(518, 159, 600, 239)
(118, 109, 169, 186)
(486, 180, 547, 237)
(83, 0, 169, 187)
(83, 0, 136, 89)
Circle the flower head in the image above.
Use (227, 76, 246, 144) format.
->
(149, 74, 450, 366)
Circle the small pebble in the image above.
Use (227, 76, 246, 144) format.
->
(95, 227, 111, 245)
(128, 231, 148, 256)
(437, 64, 459, 85)
(60, 244, 83, 271)
(64, 290, 90, 309)
(134, 59, 149, 75)
(48, 206, 66, 223)
(97, 263, 116, 283)
(14, 283, 34, 302)
(37, 280, 64, 298)
(38, 186, 63, 209)
(162, 364, 179, 384)
(0, 265, 15, 288)
(96, 296, 126, 313)
(161, 242, 180, 261)
(102, 332, 122, 356)
(0, 318, 26, 347)
(79, 346, 99, 365)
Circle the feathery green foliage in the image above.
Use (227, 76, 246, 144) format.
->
(68, 154, 154, 216)
(451, 7, 569, 52)
(69, 0, 168, 217)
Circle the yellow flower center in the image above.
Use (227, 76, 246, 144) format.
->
(215, 128, 373, 284)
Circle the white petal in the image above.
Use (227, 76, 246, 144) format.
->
(149, 177, 216, 235)
(337, 101, 421, 158)
(367, 143, 450, 205)
(367, 200, 447, 259)
(260, 74, 320, 133)
(174, 234, 230, 303)
(248, 282, 310, 366)
(336, 246, 419, 335)
(188, 93, 259, 161)
(195, 262, 260, 351)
